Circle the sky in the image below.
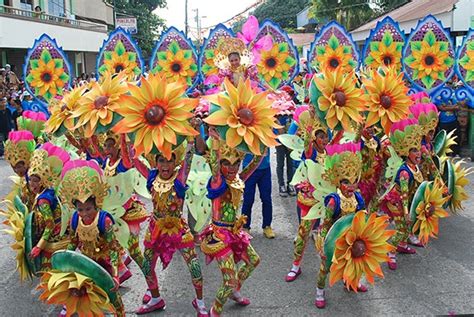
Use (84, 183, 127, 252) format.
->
(154, 0, 258, 39)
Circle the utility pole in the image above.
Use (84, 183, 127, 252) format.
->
(185, 0, 188, 37)
(194, 8, 200, 43)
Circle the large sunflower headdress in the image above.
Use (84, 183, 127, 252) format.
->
(389, 118, 423, 157)
(361, 67, 411, 134)
(409, 102, 439, 135)
(309, 67, 366, 132)
(215, 38, 253, 70)
(46, 85, 87, 136)
(71, 72, 128, 138)
(58, 160, 108, 210)
(4, 130, 36, 167)
(325, 141, 362, 185)
(113, 73, 198, 159)
(204, 78, 279, 155)
(29, 142, 70, 188)
(17, 110, 47, 139)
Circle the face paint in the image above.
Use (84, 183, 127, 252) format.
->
(220, 159, 240, 180)
(314, 131, 329, 152)
(156, 154, 177, 180)
(408, 148, 421, 165)
(340, 179, 357, 197)
(76, 198, 97, 225)
(13, 161, 27, 177)
(29, 175, 42, 194)
(104, 139, 118, 159)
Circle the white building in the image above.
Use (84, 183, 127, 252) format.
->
(351, 0, 474, 49)
(0, 0, 114, 77)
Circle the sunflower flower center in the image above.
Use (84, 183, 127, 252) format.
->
(424, 55, 435, 66)
(171, 62, 182, 73)
(383, 55, 392, 66)
(351, 239, 367, 258)
(329, 57, 340, 69)
(427, 202, 436, 217)
(115, 64, 125, 73)
(238, 108, 254, 126)
(94, 96, 109, 109)
(334, 90, 346, 107)
(380, 94, 392, 109)
(70, 286, 87, 297)
(145, 104, 166, 126)
(266, 57, 277, 68)
(41, 72, 53, 83)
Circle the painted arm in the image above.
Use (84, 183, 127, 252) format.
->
(209, 137, 223, 189)
(240, 149, 267, 182)
(133, 156, 150, 179)
(120, 134, 133, 169)
(104, 218, 120, 278)
(316, 198, 336, 258)
(65, 133, 82, 152)
(36, 200, 54, 249)
(177, 140, 195, 184)
(399, 170, 410, 218)
(67, 232, 78, 251)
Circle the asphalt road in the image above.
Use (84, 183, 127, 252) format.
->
(0, 154, 473, 316)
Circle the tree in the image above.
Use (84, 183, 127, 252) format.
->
(233, 0, 309, 32)
(106, 0, 167, 58)
(308, 0, 409, 31)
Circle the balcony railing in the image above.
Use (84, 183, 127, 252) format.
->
(0, 5, 107, 32)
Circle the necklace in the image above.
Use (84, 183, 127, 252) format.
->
(337, 189, 358, 215)
(104, 158, 121, 177)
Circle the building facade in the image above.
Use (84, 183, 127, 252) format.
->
(0, 0, 114, 78)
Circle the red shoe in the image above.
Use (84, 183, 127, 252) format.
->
(285, 268, 302, 282)
(209, 307, 220, 317)
(124, 255, 132, 266)
(192, 299, 209, 317)
(387, 253, 397, 270)
(343, 282, 368, 292)
(58, 307, 67, 317)
(408, 235, 424, 247)
(397, 245, 416, 254)
(315, 289, 325, 309)
(136, 298, 166, 314)
(142, 291, 151, 304)
(230, 294, 251, 306)
(119, 269, 132, 284)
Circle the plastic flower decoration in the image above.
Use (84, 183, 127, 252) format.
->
(0, 204, 30, 281)
(311, 68, 366, 132)
(153, 41, 198, 86)
(315, 35, 356, 72)
(412, 179, 450, 245)
(365, 30, 403, 71)
(205, 78, 280, 155)
(72, 72, 127, 138)
(362, 67, 411, 134)
(37, 271, 114, 316)
(257, 43, 296, 89)
(237, 15, 273, 64)
(46, 85, 87, 135)
(25, 49, 69, 102)
(113, 73, 198, 159)
(100, 40, 141, 80)
(449, 160, 471, 213)
(201, 48, 220, 78)
(329, 211, 395, 291)
(404, 30, 454, 89)
(458, 40, 474, 81)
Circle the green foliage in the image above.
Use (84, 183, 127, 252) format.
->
(233, 0, 308, 31)
(309, 0, 409, 30)
(107, 0, 167, 58)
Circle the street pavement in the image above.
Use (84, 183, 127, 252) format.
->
(0, 154, 473, 316)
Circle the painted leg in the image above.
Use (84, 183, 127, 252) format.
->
(212, 254, 238, 315)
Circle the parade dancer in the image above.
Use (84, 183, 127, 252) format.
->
(4, 130, 36, 208)
(315, 142, 366, 309)
(133, 141, 208, 316)
(200, 138, 263, 316)
(28, 143, 70, 270)
(98, 131, 148, 282)
(284, 109, 329, 282)
(380, 118, 424, 270)
(58, 160, 125, 316)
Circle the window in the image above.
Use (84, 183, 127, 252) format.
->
(19, 0, 33, 10)
(48, 0, 65, 16)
